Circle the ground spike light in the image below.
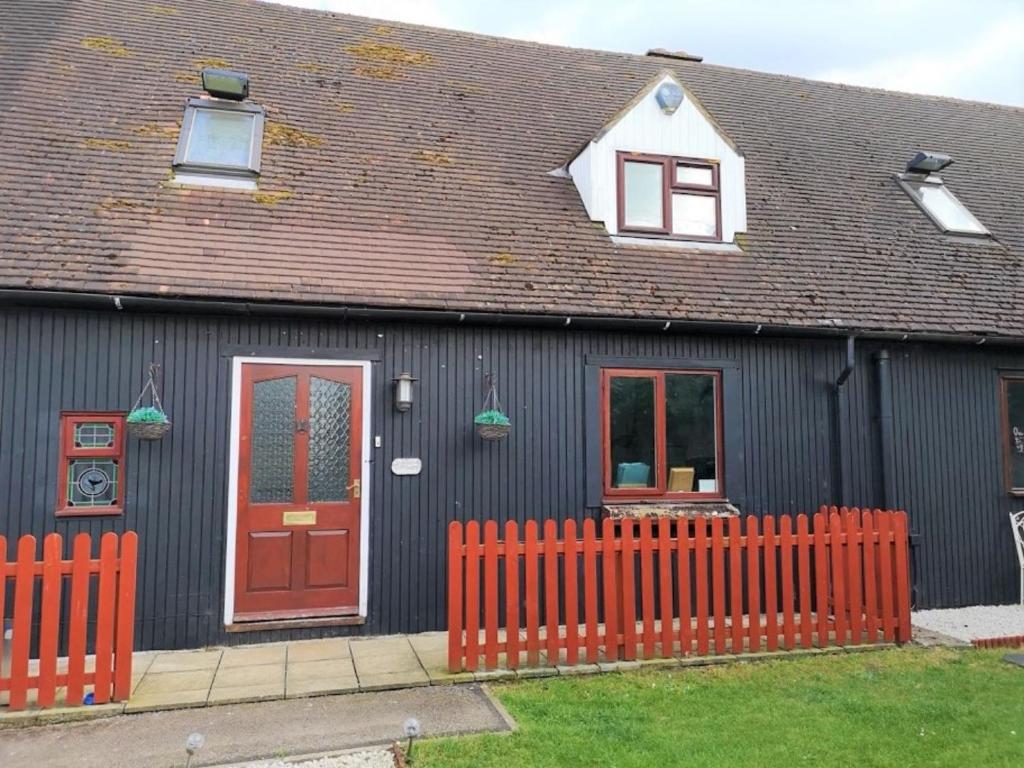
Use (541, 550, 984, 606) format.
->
(184, 732, 205, 768)
(404, 717, 421, 758)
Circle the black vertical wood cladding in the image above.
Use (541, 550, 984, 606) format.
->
(1, 307, 1021, 650)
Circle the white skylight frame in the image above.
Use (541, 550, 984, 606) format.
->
(173, 98, 265, 183)
(896, 173, 989, 237)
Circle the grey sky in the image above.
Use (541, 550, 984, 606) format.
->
(271, 0, 1024, 106)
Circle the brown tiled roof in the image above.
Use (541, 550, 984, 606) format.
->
(1, 0, 1022, 338)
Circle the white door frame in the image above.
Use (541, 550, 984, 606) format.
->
(223, 356, 372, 626)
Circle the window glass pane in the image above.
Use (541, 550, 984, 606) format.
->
(623, 161, 664, 229)
(67, 459, 118, 507)
(250, 376, 296, 503)
(1006, 380, 1024, 489)
(665, 374, 717, 493)
(308, 377, 352, 502)
(609, 376, 656, 488)
(185, 108, 255, 168)
(904, 180, 987, 234)
(671, 193, 717, 237)
(676, 164, 714, 186)
(74, 422, 115, 449)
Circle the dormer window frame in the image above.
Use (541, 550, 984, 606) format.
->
(616, 152, 722, 242)
(173, 97, 266, 182)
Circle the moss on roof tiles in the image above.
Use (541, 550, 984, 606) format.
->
(81, 138, 134, 151)
(252, 190, 294, 205)
(264, 122, 324, 149)
(80, 36, 131, 57)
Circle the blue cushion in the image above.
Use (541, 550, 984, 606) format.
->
(616, 462, 651, 486)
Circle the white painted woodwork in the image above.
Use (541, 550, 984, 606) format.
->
(568, 73, 747, 242)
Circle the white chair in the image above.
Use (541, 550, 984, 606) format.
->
(1012, 511, 1024, 605)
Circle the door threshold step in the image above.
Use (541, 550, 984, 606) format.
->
(226, 615, 366, 633)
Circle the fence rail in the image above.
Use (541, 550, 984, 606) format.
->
(448, 508, 911, 672)
(1, 532, 138, 711)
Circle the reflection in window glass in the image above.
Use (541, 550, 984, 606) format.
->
(623, 161, 664, 229)
(902, 179, 987, 234)
(185, 109, 255, 168)
(665, 374, 717, 493)
(676, 164, 714, 186)
(1005, 379, 1024, 490)
(671, 193, 717, 237)
(609, 376, 656, 488)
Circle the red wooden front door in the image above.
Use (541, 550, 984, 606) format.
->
(234, 364, 363, 620)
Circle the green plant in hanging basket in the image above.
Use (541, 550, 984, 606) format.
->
(127, 406, 170, 424)
(473, 409, 511, 427)
(127, 364, 172, 440)
(475, 408, 511, 441)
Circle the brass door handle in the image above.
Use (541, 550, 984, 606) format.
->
(346, 479, 361, 498)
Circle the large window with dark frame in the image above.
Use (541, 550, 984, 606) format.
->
(1000, 375, 1024, 495)
(56, 413, 126, 516)
(601, 369, 723, 499)
(617, 152, 721, 241)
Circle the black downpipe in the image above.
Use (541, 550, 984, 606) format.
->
(832, 336, 856, 505)
(875, 350, 897, 508)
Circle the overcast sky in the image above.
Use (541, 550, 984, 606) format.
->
(271, 0, 1024, 106)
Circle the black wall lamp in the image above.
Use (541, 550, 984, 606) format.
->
(393, 372, 417, 412)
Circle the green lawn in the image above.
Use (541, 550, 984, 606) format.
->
(415, 648, 1024, 767)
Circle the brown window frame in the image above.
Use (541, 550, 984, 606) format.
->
(616, 152, 722, 241)
(56, 412, 126, 517)
(600, 368, 724, 502)
(999, 375, 1024, 496)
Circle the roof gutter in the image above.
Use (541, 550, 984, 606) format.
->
(0, 288, 1020, 347)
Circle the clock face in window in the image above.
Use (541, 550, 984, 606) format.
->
(77, 466, 111, 497)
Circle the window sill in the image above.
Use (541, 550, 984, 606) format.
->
(603, 500, 739, 520)
(56, 507, 123, 518)
(1008, 489, 1024, 498)
(611, 235, 741, 252)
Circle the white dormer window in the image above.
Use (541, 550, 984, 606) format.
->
(567, 72, 746, 247)
(618, 153, 720, 240)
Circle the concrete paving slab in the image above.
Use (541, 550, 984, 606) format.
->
(287, 639, 351, 662)
(357, 670, 430, 691)
(124, 688, 210, 714)
(287, 659, 356, 682)
(220, 645, 287, 668)
(134, 669, 216, 695)
(147, 650, 223, 674)
(212, 664, 286, 690)
(207, 683, 285, 706)
(349, 636, 414, 659)
(353, 651, 422, 676)
(286, 674, 360, 699)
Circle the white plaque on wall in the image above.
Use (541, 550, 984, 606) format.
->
(391, 458, 423, 476)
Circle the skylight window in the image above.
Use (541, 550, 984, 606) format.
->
(898, 175, 989, 236)
(173, 98, 265, 187)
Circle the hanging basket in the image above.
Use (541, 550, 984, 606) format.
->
(127, 419, 172, 440)
(475, 421, 511, 441)
(127, 364, 171, 441)
(474, 375, 511, 442)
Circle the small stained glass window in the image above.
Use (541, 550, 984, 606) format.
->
(58, 413, 125, 516)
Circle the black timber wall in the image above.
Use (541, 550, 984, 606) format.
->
(0, 306, 1021, 650)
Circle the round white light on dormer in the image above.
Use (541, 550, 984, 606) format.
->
(655, 82, 684, 114)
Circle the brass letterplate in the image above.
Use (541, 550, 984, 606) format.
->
(282, 510, 317, 526)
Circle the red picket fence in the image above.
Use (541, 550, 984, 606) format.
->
(1, 532, 138, 711)
(448, 507, 911, 672)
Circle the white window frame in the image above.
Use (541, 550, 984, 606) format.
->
(896, 173, 990, 237)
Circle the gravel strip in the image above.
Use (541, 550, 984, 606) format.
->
(260, 748, 395, 768)
(913, 604, 1024, 642)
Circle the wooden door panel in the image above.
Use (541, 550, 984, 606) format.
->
(247, 531, 293, 592)
(234, 363, 363, 620)
(306, 529, 351, 589)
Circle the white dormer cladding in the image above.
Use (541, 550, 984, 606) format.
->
(568, 72, 746, 242)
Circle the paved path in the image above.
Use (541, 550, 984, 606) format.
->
(0, 684, 511, 767)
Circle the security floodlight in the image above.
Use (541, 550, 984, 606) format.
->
(655, 82, 685, 115)
(201, 68, 249, 101)
(906, 151, 953, 174)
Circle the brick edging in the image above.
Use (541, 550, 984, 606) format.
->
(972, 635, 1024, 649)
